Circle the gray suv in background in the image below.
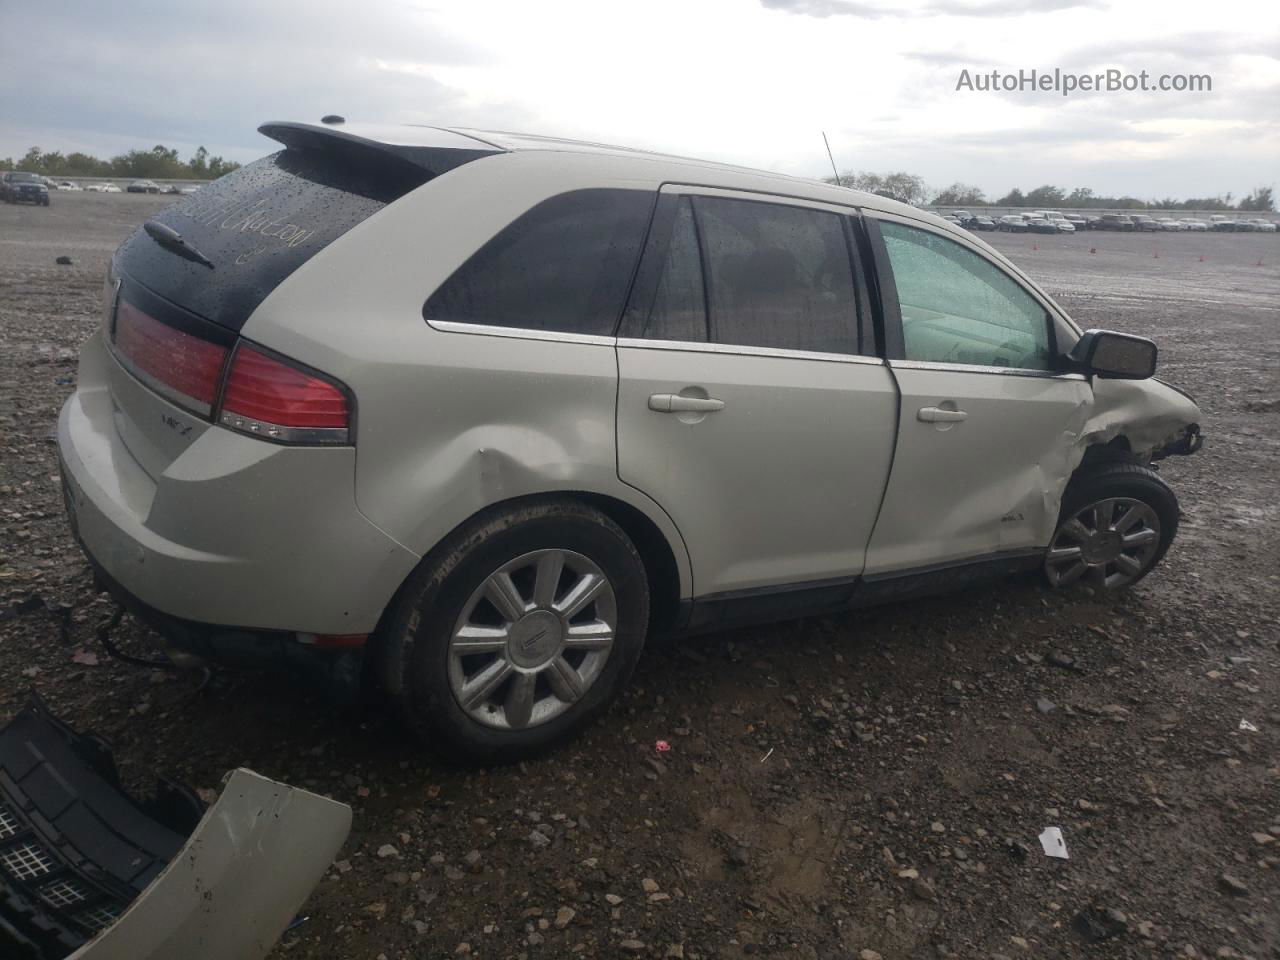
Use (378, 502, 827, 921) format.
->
(58, 121, 1202, 760)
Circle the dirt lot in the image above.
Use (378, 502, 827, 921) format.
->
(2, 192, 1278, 960)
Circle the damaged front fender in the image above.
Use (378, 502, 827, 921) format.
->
(1037, 376, 1203, 544)
(1076, 376, 1203, 463)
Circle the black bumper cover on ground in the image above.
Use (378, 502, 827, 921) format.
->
(0, 699, 203, 959)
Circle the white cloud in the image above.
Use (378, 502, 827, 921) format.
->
(0, 0, 1275, 200)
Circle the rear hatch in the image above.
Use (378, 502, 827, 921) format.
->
(103, 123, 502, 474)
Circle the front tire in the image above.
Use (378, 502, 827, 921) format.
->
(1044, 462, 1179, 590)
(378, 498, 650, 763)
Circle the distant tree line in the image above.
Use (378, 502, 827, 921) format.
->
(0, 145, 241, 180)
(825, 172, 1275, 212)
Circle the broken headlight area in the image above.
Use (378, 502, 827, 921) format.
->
(0, 698, 351, 960)
(1151, 422, 1203, 460)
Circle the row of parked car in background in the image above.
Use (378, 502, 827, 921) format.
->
(942, 208, 1278, 235)
(0, 172, 202, 204)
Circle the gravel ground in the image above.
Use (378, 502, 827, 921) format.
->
(1, 192, 1278, 960)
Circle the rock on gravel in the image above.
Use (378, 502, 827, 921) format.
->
(1218, 873, 1250, 897)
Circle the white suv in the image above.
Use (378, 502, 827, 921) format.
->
(58, 121, 1203, 760)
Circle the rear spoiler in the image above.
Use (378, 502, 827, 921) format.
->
(258, 121, 504, 178)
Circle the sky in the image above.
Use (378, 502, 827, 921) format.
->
(1, 0, 1277, 201)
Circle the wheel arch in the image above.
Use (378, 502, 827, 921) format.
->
(368, 489, 690, 673)
(1076, 435, 1137, 472)
(574, 492, 685, 636)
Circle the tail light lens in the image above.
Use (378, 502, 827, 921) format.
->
(112, 300, 229, 416)
(108, 288, 352, 445)
(219, 346, 350, 444)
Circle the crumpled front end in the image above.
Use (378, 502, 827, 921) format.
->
(1027, 375, 1203, 551)
(1077, 376, 1203, 462)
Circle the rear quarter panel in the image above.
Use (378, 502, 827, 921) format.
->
(237, 152, 694, 598)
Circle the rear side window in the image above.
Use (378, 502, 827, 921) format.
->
(116, 150, 428, 331)
(878, 221, 1052, 370)
(696, 197, 860, 355)
(424, 189, 654, 336)
(623, 195, 863, 354)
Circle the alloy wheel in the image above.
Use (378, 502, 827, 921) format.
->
(1044, 497, 1162, 589)
(447, 549, 617, 730)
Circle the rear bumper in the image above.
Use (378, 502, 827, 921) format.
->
(71, 538, 368, 699)
(56, 332, 420, 639)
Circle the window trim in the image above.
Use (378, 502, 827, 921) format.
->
(615, 335, 887, 366)
(863, 212, 1075, 375)
(890, 358, 1086, 380)
(619, 184, 876, 360)
(426, 319, 618, 346)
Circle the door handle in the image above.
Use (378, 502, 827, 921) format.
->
(918, 406, 968, 423)
(648, 394, 726, 413)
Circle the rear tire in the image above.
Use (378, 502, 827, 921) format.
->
(1044, 462, 1179, 590)
(377, 498, 650, 764)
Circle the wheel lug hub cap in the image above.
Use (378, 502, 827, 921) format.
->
(508, 610, 563, 669)
(1083, 531, 1120, 564)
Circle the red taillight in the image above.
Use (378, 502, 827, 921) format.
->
(113, 300, 229, 414)
(219, 346, 350, 441)
(109, 290, 351, 444)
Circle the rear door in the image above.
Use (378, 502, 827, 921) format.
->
(862, 214, 1092, 574)
(616, 186, 898, 599)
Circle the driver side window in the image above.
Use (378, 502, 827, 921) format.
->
(880, 221, 1052, 370)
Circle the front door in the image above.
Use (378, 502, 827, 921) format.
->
(863, 214, 1092, 574)
(615, 187, 898, 597)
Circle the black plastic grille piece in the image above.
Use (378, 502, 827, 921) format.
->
(0, 699, 204, 958)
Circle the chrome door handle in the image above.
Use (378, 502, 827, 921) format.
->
(918, 406, 968, 423)
(648, 394, 726, 413)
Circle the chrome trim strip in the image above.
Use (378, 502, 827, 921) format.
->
(616, 337, 885, 365)
(426, 321, 886, 364)
(660, 182, 860, 216)
(888, 358, 1086, 380)
(218, 411, 350, 446)
(426, 319, 616, 346)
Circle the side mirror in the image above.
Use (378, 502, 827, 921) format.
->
(1069, 329, 1157, 379)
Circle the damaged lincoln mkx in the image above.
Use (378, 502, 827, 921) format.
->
(57, 120, 1202, 762)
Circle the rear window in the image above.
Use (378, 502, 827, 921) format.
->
(114, 150, 429, 331)
(423, 189, 655, 337)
